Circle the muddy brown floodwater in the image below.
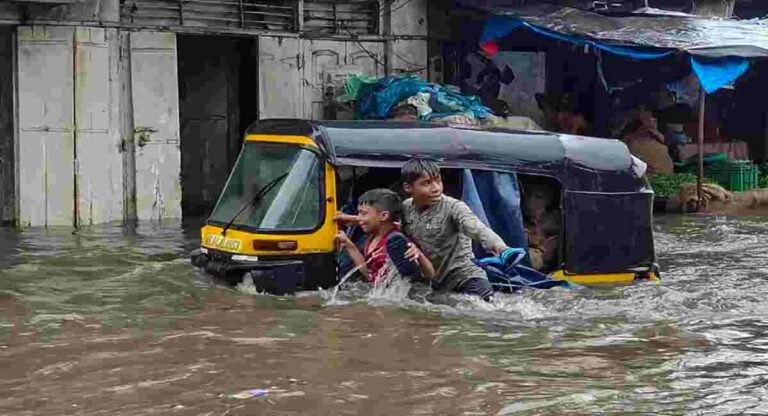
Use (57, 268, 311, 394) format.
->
(1, 215, 768, 416)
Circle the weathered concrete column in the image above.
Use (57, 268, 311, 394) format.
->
(0, 27, 14, 225)
(118, 30, 137, 224)
(386, 0, 428, 78)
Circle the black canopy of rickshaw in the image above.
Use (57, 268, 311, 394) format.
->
(245, 119, 656, 274)
(246, 119, 647, 193)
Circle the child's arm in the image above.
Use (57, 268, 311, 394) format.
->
(334, 212, 360, 226)
(451, 201, 509, 256)
(337, 232, 369, 279)
(404, 242, 436, 280)
(415, 246, 436, 280)
(385, 233, 435, 281)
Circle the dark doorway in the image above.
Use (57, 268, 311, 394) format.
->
(177, 34, 258, 219)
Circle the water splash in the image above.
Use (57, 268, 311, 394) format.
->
(324, 263, 364, 306)
(367, 263, 412, 303)
(235, 273, 265, 296)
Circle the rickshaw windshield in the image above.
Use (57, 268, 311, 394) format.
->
(208, 142, 323, 232)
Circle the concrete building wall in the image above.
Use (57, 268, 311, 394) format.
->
(3, 0, 429, 227)
(390, 0, 428, 78)
(258, 36, 303, 120)
(0, 0, 119, 25)
(258, 36, 387, 121)
(256, 0, 428, 121)
(301, 39, 385, 119)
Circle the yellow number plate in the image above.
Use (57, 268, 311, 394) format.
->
(203, 234, 243, 252)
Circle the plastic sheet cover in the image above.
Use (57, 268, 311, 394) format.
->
(480, 4, 768, 59)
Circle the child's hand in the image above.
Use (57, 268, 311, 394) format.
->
(336, 231, 353, 249)
(491, 244, 510, 257)
(405, 242, 423, 263)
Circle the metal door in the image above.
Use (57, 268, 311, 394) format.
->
(74, 27, 123, 226)
(129, 31, 182, 221)
(17, 26, 75, 227)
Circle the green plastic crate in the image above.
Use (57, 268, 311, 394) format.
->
(706, 161, 759, 191)
(675, 160, 758, 191)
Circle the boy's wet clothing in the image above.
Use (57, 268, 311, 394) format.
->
(364, 229, 418, 283)
(402, 195, 506, 291)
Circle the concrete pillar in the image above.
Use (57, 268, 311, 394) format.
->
(0, 26, 14, 225)
(0, 0, 119, 24)
(118, 30, 137, 224)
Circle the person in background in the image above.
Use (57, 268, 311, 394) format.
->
(621, 110, 674, 174)
(521, 178, 561, 271)
(400, 158, 509, 301)
(336, 188, 434, 284)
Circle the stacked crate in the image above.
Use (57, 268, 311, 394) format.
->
(680, 159, 759, 191)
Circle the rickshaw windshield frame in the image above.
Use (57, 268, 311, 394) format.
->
(207, 141, 326, 235)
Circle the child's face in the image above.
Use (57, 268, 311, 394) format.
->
(405, 173, 443, 208)
(357, 204, 389, 234)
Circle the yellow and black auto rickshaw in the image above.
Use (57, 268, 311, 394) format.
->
(190, 119, 659, 294)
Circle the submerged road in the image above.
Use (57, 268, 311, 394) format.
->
(1, 214, 767, 415)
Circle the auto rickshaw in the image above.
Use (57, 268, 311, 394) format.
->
(190, 119, 659, 294)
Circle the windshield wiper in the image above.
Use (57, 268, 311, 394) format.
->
(220, 172, 290, 236)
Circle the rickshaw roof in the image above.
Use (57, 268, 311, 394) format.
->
(246, 119, 645, 192)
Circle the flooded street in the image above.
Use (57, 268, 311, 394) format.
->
(2, 215, 768, 416)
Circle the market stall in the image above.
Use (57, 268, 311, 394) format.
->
(475, 4, 768, 206)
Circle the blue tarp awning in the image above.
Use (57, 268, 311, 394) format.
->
(479, 5, 768, 93)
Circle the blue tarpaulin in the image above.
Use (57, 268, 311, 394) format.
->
(475, 248, 579, 291)
(461, 169, 528, 255)
(478, 5, 768, 93)
(691, 56, 750, 94)
(480, 17, 672, 61)
(356, 76, 494, 121)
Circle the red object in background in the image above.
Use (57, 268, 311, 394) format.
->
(480, 40, 499, 57)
